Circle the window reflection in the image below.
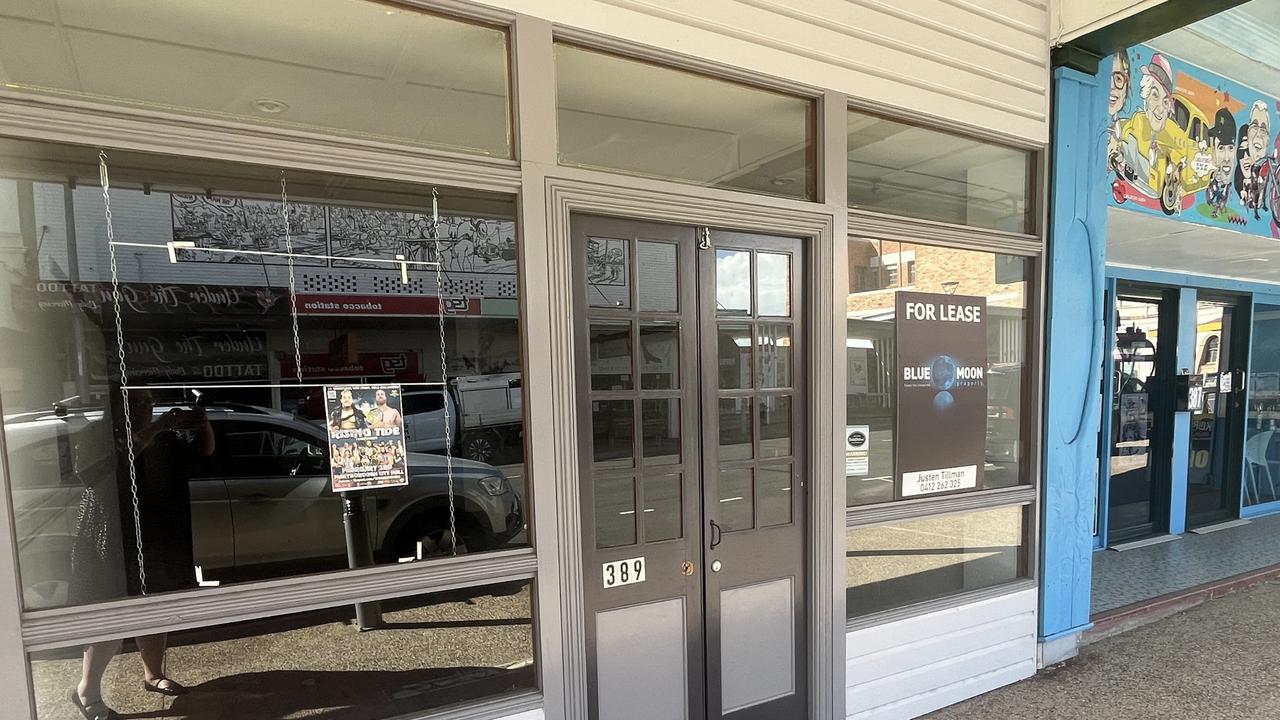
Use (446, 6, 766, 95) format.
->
(847, 110, 1031, 233)
(0, 140, 528, 610)
(846, 239, 1029, 506)
(847, 507, 1026, 617)
(36, 583, 536, 719)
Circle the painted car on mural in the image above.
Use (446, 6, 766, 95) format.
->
(1111, 92, 1214, 215)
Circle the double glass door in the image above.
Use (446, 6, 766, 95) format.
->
(1105, 285, 1248, 542)
(572, 215, 807, 720)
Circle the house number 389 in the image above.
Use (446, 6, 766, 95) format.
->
(602, 557, 646, 588)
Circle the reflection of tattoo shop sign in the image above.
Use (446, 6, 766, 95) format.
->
(117, 331, 269, 382)
(895, 291, 987, 498)
(18, 282, 287, 316)
(295, 294, 478, 317)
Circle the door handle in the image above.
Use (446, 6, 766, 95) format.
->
(242, 493, 270, 503)
(709, 519, 722, 550)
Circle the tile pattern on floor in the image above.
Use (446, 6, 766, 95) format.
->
(1092, 513, 1280, 614)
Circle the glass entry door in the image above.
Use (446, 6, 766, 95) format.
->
(1107, 288, 1176, 542)
(572, 215, 807, 720)
(1185, 296, 1247, 528)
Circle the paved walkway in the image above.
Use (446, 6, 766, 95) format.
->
(927, 580, 1280, 719)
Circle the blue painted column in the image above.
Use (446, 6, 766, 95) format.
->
(1040, 66, 1110, 664)
(1168, 288, 1197, 535)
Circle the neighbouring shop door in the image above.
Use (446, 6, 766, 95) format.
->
(1185, 295, 1247, 529)
(572, 215, 807, 720)
(1107, 287, 1176, 542)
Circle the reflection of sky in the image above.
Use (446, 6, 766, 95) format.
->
(716, 250, 751, 311)
(757, 252, 790, 315)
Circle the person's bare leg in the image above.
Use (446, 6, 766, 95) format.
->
(78, 639, 121, 705)
(135, 633, 168, 686)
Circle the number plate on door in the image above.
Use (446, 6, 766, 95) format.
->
(602, 557, 645, 588)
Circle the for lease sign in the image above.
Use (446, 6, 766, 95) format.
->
(894, 291, 988, 498)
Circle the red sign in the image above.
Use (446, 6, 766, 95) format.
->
(295, 294, 478, 317)
(281, 351, 420, 380)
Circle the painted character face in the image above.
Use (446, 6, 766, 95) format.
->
(1109, 57, 1129, 117)
(1213, 139, 1233, 179)
(1213, 141, 1237, 180)
(1145, 84, 1172, 130)
(1247, 104, 1271, 160)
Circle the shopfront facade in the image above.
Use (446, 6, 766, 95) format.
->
(0, 2, 1049, 719)
(1042, 0, 1280, 657)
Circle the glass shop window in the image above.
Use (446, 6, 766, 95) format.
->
(556, 44, 816, 200)
(846, 238, 1030, 506)
(0, 139, 528, 611)
(846, 506, 1028, 617)
(848, 110, 1033, 233)
(0, 1, 513, 157)
(32, 582, 536, 718)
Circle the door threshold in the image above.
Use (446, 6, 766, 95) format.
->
(1189, 519, 1251, 535)
(1108, 533, 1180, 552)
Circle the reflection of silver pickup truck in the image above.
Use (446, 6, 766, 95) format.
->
(403, 373, 523, 464)
(5, 403, 523, 610)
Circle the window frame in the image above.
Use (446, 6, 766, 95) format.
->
(843, 208, 1044, 628)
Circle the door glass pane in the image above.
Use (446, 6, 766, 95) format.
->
(718, 468, 754, 532)
(592, 400, 635, 469)
(556, 44, 816, 200)
(639, 323, 679, 390)
(1187, 299, 1240, 526)
(1110, 296, 1164, 539)
(590, 323, 633, 391)
(718, 324, 754, 390)
(642, 399, 681, 466)
(643, 473, 683, 542)
(1246, 304, 1280, 506)
(638, 241, 678, 312)
(587, 237, 631, 308)
(719, 397, 754, 461)
(758, 464, 793, 527)
(757, 252, 791, 316)
(595, 475, 637, 548)
(760, 395, 793, 458)
(759, 324, 792, 388)
(716, 250, 752, 316)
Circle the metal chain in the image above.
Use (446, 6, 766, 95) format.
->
(281, 172, 303, 386)
(432, 188, 458, 555)
(100, 151, 147, 596)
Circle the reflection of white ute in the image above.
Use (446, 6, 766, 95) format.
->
(403, 373, 523, 464)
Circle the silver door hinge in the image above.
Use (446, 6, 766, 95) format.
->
(699, 227, 711, 250)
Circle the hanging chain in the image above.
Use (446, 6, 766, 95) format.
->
(432, 189, 458, 555)
(101, 151, 148, 596)
(281, 172, 303, 386)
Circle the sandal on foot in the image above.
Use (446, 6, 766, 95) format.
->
(70, 690, 119, 720)
(143, 676, 190, 696)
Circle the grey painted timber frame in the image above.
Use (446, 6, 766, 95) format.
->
(0, 1, 1049, 719)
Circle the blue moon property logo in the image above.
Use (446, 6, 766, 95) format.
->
(927, 354, 983, 412)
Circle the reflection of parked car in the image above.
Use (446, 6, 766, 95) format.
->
(986, 364, 1021, 464)
(5, 403, 523, 609)
(403, 373, 523, 464)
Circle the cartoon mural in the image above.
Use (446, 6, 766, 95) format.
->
(1107, 44, 1280, 237)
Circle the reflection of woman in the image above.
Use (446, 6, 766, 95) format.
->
(70, 388, 215, 719)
